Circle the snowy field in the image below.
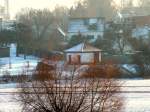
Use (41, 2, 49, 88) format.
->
(0, 56, 150, 112)
(122, 80, 150, 112)
(0, 56, 39, 76)
(0, 88, 21, 112)
(0, 80, 149, 112)
(0, 56, 39, 111)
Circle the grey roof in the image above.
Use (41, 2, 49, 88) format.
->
(65, 43, 101, 53)
(121, 7, 150, 18)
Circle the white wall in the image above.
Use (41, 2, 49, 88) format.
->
(68, 32, 103, 41)
(80, 53, 94, 63)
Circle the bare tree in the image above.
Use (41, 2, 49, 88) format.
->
(16, 8, 56, 55)
(17, 63, 123, 112)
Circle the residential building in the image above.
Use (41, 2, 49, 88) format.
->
(67, 16, 105, 42)
(132, 26, 150, 38)
(124, 15, 150, 39)
(0, 19, 14, 30)
(119, 7, 150, 19)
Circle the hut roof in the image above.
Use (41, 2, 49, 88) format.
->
(65, 43, 101, 53)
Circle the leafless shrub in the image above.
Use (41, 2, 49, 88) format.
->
(17, 63, 123, 112)
(33, 62, 56, 81)
(78, 62, 120, 79)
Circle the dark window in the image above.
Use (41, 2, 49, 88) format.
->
(88, 23, 97, 30)
(84, 19, 89, 25)
(87, 35, 94, 39)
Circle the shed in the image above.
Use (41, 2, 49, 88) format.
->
(64, 43, 102, 65)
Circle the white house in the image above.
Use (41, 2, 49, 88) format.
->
(123, 15, 150, 39)
(64, 43, 102, 65)
(132, 26, 150, 38)
(0, 19, 14, 30)
(68, 16, 105, 42)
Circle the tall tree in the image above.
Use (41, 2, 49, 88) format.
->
(16, 8, 64, 55)
(0, 29, 16, 46)
(140, 0, 150, 7)
(94, 22, 132, 55)
(129, 37, 150, 77)
(53, 6, 69, 32)
(12, 22, 33, 58)
(17, 9, 54, 40)
(69, 0, 116, 20)
(85, 0, 116, 20)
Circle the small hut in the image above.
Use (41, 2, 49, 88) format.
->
(64, 43, 102, 65)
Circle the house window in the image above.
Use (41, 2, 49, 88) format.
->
(89, 18, 97, 25)
(88, 24, 97, 30)
(87, 35, 94, 40)
(84, 19, 89, 25)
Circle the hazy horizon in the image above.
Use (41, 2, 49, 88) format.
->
(8, 0, 82, 19)
(0, 0, 141, 19)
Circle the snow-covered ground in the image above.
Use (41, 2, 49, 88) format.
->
(0, 80, 149, 112)
(122, 79, 150, 112)
(0, 56, 39, 76)
(1, 56, 150, 112)
(0, 83, 21, 112)
(0, 88, 21, 112)
(0, 55, 39, 111)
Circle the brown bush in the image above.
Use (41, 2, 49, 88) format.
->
(33, 62, 56, 80)
(78, 63, 120, 79)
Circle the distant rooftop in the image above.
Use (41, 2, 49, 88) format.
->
(128, 15, 150, 27)
(121, 7, 150, 18)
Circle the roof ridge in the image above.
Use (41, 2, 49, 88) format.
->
(81, 43, 84, 52)
(65, 42, 101, 52)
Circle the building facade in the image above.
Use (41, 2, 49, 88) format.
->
(123, 15, 150, 39)
(68, 17, 105, 42)
(0, 19, 14, 31)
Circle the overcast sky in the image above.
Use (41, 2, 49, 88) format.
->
(7, 0, 81, 19)
(2, 0, 140, 19)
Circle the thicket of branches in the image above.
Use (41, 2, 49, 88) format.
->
(17, 62, 123, 112)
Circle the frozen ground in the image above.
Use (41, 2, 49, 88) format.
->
(0, 56, 150, 112)
(123, 79, 150, 112)
(0, 56, 39, 76)
(0, 83, 21, 112)
(0, 88, 21, 112)
(0, 80, 149, 112)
